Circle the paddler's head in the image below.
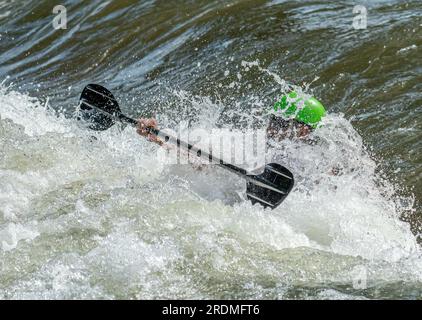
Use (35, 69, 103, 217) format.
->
(267, 91, 326, 141)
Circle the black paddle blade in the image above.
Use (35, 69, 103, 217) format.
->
(246, 163, 294, 209)
(78, 84, 121, 130)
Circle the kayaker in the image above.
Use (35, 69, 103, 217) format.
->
(137, 91, 326, 147)
(267, 91, 326, 143)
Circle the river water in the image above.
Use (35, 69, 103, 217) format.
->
(0, 0, 421, 299)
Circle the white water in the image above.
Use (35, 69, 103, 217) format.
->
(0, 83, 421, 299)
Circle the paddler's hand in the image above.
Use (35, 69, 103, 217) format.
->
(137, 118, 163, 146)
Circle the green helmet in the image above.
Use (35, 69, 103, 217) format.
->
(273, 91, 326, 128)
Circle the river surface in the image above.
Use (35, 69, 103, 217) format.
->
(0, 0, 421, 299)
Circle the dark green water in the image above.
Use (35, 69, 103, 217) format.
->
(0, 0, 421, 299)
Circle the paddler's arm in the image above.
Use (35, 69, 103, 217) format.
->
(136, 118, 164, 146)
(136, 118, 208, 170)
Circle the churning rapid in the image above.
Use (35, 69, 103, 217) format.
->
(0, 0, 421, 299)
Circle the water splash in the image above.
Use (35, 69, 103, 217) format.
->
(0, 81, 420, 299)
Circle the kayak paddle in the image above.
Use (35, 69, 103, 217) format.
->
(77, 84, 295, 209)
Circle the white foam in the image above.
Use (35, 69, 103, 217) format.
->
(0, 82, 420, 299)
(0, 85, 71, 136)
(0, 223, 39, 251)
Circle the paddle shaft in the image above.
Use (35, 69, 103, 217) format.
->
(116, 113, 249, 177)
